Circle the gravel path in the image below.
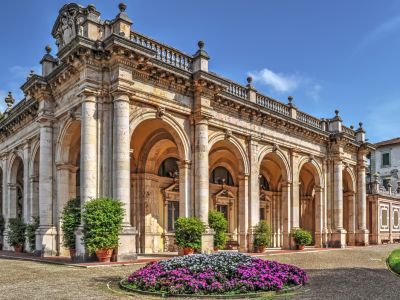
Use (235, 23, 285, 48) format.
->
(0, 244, 399, 299)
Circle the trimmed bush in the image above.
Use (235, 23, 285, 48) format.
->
(292, 229, 313, 246)
(174, 217, 205, 251)
(388, 248, 400, 274)
(7, 218, 26, 247)
(26, 216, 40, 251)
(82, 197, 124, 254)
(254, 220, 272, 248)
(208, 210, 228, 249)
(125, 252, 308, 295)
(61, 198, 81, 250)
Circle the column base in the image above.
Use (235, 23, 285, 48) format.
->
(356, 229, 369, 246)
(201, 228, 214, 254)
(247, 227, 256, 252)
(330, 229, 347, 248)
(74, 226, 94, 262)
(2, 233, 11, 251)
(347, 231, 356, 246)
(238, 232, 248, 252)
(117, 225, 138, 261)
(282, 231, 291, 250)
(35, 226, 57, 257)
(314, 232, 323, 248)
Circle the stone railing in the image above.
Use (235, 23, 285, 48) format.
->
(130, 31, 193, 72)
(256, 94, 290, 116)
(342, 125, 355, 136)
(296, 110, 322, 129)
(226, 81, 248, 99)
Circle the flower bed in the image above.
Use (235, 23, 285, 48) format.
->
(123, 252, 308, 296)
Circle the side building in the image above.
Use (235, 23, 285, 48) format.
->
(0, 3, 374, 260)
(368, 137, 400, 244)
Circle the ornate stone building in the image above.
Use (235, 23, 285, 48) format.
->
(0, 3, 374, 260)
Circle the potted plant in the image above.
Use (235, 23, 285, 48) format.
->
(61, 198, 81, 259)
(254, 220, 272, 253)
(208, 210, 228, 251)
(7, 218, 26, 253)
(82, 197, 124, 262)
(292, 228, 312, 250)
(25, 216, 39, 253)
(0, 215, 5, 250)
(175, 217, 205, 255)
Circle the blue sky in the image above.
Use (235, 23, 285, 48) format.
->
(1, 1, 400, 142)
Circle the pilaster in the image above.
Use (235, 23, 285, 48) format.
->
(356, 146, 369, 245)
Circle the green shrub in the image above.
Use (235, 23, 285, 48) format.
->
(174, 217, 205, 251)
(253, 220, 272, 247)
(7, 218, 26, 247)
(26, 216, 40, 251)
(0, 215, 5, 235)
(208, 210, 228, 249)
(292, 228, 313, 246)
(82, 197, 124, 254)
(61, 198, 81, 249)
(388, 248, 400, 274)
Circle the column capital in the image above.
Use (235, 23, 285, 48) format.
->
(111, 91, 130, 103)
(37, 112, 55, 126)
(78, 89, 98, 102)
(56, 163, 79, 172)
(193, 110, 213, 124)
(177, 159, 192, 168)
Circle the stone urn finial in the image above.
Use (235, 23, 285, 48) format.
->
(5, 91, 14, 108)
(335, 109, 339, 117)
(198, 40, 205, 50)
(119, 3, 127, 12)
(247, 76, 253, 85)
(45, 45, 52, 54)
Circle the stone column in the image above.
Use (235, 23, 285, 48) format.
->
(194, 116, 213, 253)
(332, 159, 346, 247)
(356, 156, 369, 245)
(178, 160, 191, 218)
(290, 151, 300, 249)
(281, 181, 291, 249)
(112, 92, 137, 261)
(314, 186, 324, 247)
(238, 174, 249, 252)
(247, 137, 259, 252)
(56, 164, 75, 256)
(36, 117, 57, 256)
(346, 191, 356, 246)
(22, 143, 30, 224)
(75, 93, 98, 260)
(2, 158, 11, 250)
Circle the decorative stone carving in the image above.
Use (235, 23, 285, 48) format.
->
(156, 106, 166, 119)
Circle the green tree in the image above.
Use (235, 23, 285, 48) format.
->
(61, 198, 81, 249)
(208, 210, 228, 249)
(174, 217, 205, 251)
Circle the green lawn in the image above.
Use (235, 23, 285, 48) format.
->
(387, 248, 400, 274)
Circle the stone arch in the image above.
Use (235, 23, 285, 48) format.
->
(130, 110, 191, 162)
(130, 114, 190, 254)
(8, 152, 24, 219)
(56, 119, 81, 165)
(208, 132, 249, 175)
(258, 147, 291, 248)
(28, 140, 40, 220)
(298, 157, 324, 245)
(343, 165, 356, 245)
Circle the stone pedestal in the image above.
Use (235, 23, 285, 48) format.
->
(314, 232, 324, 248)
(117, 225, 138, 261)
(35, 226, 57, 256)
(74, 226, 88, 262)
(356, 229, 369, 246)
(201, 228, 214, 254)
(331, 229, 347, 248)
(2, 232, 11, 251)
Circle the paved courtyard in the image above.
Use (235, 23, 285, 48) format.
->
(0, 244, 399, 299)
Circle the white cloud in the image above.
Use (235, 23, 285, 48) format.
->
(249, 67, 322, 102)
(249, 68, 300, 93)
(356, 15, 400, 52)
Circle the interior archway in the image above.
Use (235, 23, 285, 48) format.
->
(130, 118, 185, 254)
(9, 156, 24, 219)
(209, 139, 245, 247)
(299, 161, 322, 245)
(343, 168, 356, 245)
(259, 151, 289, 248)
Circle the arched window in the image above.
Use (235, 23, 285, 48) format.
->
(158, 157, 178, 178)
(210, 166, 234, 186)
(260, 175, 270, 191)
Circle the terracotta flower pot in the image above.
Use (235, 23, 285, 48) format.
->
(95, 248, 113, 262)
(214, 248, 219, 252)
(183, 247, 194, 255)
(297, 244, 305, 250)
(69, 248, 76, 259)
(14, 245, 23, 253)
(258, 245, 266, 253)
